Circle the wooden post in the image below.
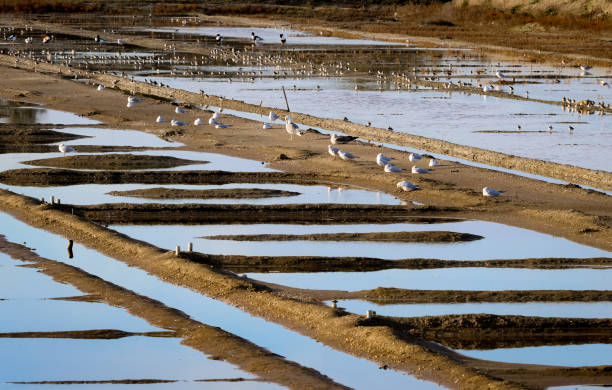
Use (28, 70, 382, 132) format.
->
(50, 195, 54, 205)
(282, 86, 290, 112)
(67, 239, 73, 259)
(57, 199, 61, 205)
(188, 242, 193, 252)
(366, 310, 376, 319)
(175, 245, 180, 256)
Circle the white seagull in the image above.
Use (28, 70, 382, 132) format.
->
(96, 85, 104, 91)
(384, 163, 402, 173)
(408, 153, 422, 162)
(397, 180, 419, 191)
(262, 122, 272, 129)
(58, 144, 75, 156)
(338, 150, 358, 161)
(285, 115, 303, 136)
(128, 96, 142, 103)
(495, 70, 505, 80)
(156, 116, 164, 123)
(117, 39, 125, 45)
(212, 112, 221, 119)
(428, 158, 439, 167)
(194, 118, 203, 125)
(412, 166, 429, 174)
(126, 100, 134, 108)
(215, 123, 229, 128)
(209, 116, 220, 126)
(328, 145, 340, 158)
(269, 111, 278, 121)
(171, 119, 186, 126)
(376, 153, 393, 166)
(483, 187, 503, 197)
(215, 33, 223, 43)
(175, 107, 186, 114)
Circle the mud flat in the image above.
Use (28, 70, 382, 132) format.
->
(22, 154, 207, 170)
(202, 231, 483, 243)
(0, 125, 85, 144)
(108, 187, 301, 199)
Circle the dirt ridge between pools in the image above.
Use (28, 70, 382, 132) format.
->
(1, 52, 610, 191)
(201, 231, 483, 242)
(108, 187, 301, 199)
(0, 234, 350, 390)
(0, 329, 175, 339)
(0, 189, 531, 390)
(59, 202, 460, 225)
(0, 126, 86, 144)
(22, 154, 208, 170)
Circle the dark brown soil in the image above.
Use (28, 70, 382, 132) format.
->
(0, 125, 85, 144)
(203, 231, 483, 242)
(0, 144, 162, 154)
(108, 187, 301, 199)
(23, 154, 207, 170)
(0, 329, 175, 339)
(58, 202, 460, 225)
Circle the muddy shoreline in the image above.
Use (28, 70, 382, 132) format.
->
(202, 231, 483, 242)
(23, 154, 207, 170)
(108, 187, 301, 199)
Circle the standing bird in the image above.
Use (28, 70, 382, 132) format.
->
(568, 125, 574, 132)
(330, 134, 357, 144)
(175, 106, 186, 114)
(117, 39, 125, 45)
(58, 144, 75, 156)
(285, 115, 302, 137)
(96, 85, 105, 91)
(328, 145, 340, 158)
(548, 125, 553, 132)
(194, 118, 203, 125)
(428, 158, 439, 167)
(251, 32, 263, 42)
(94, 34, 102, 43)
(156, 116, 164, 123)
(268, 111, 278, 121)
(215, 33, 223, 43)
(42, 35, 51, 43)
(495, 70, 505, 80)
(280, 33, 286, 45)
(338, 150, 358, 161)
(482, 187, 503, 197)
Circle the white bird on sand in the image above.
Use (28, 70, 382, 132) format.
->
(338, 150, 358, 161)
(212, 112, 221, 119)
(262, 122, 272, 129)
(331, 134, 358, 145)
(175, 106, 186, 114)
(409, 153, 422, 162)
(126, 100, 134, 108)
(127, 96, 142, 103)
(580, 65, 592, 72)
(96, 85, 104, 91)
(209, 116, 220, 125)
(397, 180, 419, 192)
(384, 163, 402, 173)
(412, 166, 429, 174)
(285, 115, 301, 136)
(495, 70, 505, 80)
(428, 158, 439, 167)
(117, 39, 125, 45)
(24, 37, 33, 44)
(328, 145, 339, 158)
(483, 187, 503, 197)
(194, 118, 203, 125)
(156, 115, 164, 123)
(215, 123, 229, 128)
(58, 144, 75, 156)
(376, 153, 393, 166)
(269, 111, 278, 121)
(171, 119, 186, 126)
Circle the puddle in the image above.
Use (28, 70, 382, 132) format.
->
(243, 267, 612, 291)
(328, 300, 612, 319)
(455, 344, 612, 367)
(110, 221, 611, 260)
(0, 104, 100, 125)
(0, 212, 447, 389)
(3, 183, 399, 206)
(0, 337, 259, 383)
(0, 299, 164, 333)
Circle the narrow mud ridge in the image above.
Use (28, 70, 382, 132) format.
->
(341, 288, 612, 303)
(359, 314, 612, 350)
(0, 329, 176, 339)
(61, 203, 460, 225)
(200, 253, 612, 273)
(0, 145, 162, 154)
(0, 168, 330, 186)
(108, 187, 301, 199)
(203, 231, 483, 243)
(23, 154, 208, 170)
(9, 379, 178, 385)
(0, 126, 85, 144)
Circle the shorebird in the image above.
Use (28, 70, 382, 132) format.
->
(251, 32, 263, 42)
(156, 116, 164, 123)
(262, 122, 272, 129)
(94, 34, 102, 43)
(285, 116, 303, 137)
(548, 125, 553, 132)
(194, 118, 203, 125)
(495, 70, 505, 80)
(376, 153, 393, 166)
(397, 180, 419, 192)
(128, 96, 142, 103)
(58, 144, 75, 156)
(328, 145, 340, 158)
(517, 125, 521, 131)
(280, 33, 286, 44)
(268, 111, 278, 121)
(126, 100, 134, 108)
(384, 163, 402, 173)
(482, 187, 503, 197)
(175, 106, 186, 114)
(568, 125, 574, 131)
(42, 35, 51, 43)
(580, 65, 592, 72)
(117, 39, 125, 45)
(171, 119, 186, 126)
(212, 112, 221, 119)
(338, 150, 358, 161)
(411, 166, 429, 174)
(96, 85, 104, 91)
(209, 116, 221, 125)
(24, 37, 32, 44)
(330, 134, 357, 144)
(408, 153, 422, 162)
(428, 158, 439, 167)
(215, 33, 223, 43)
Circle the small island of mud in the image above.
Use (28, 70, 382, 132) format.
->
(108, 187, 301, 199)
(0, 125, 85, 144)
(22, 154, 208, 170)
(203, 231, 483, 243)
